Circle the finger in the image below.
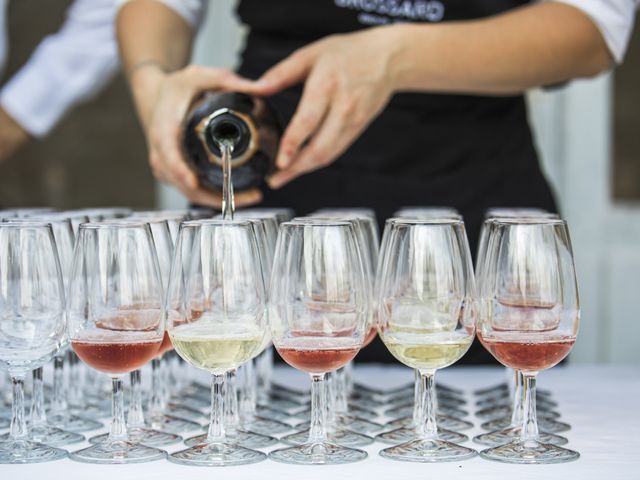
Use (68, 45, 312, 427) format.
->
(234, 188, 263, 207)
(268, 103, 359, 189)
(249, 46, 316, 95)
(183, 65, 256, 93)
(275, 73, 331, 169)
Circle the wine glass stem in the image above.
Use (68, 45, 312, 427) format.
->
(51, 354, 67, 415)
(224, 369, 239, 436)
(149, 358, 163, 415)
(127, 369, 145, 427)
(10, 375, 28, 441)
(206, 373, 226, 443)
(109, 377, 128, 442)
(419, 370, 438, 439)
(67, 351, 82, 407)
(520, 372, 539, 443)
(239, 361, 257, 420)
(325, 372, 336, 428)
(30, 367, 47, 427)
(308, 373, 327, 445)
(510, 370, 524, 426)
(412, 369, 423, 427)
(335, 367, 348, 414)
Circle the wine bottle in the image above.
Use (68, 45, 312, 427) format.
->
(183, 91, 282, 191)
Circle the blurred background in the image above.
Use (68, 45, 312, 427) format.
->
(0, 0, 638, 364)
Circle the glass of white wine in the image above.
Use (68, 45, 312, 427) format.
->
(377, 218, 477, 462)
(165, 219, 268, 466)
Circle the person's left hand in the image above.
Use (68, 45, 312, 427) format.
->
(247, 26, 401, 189)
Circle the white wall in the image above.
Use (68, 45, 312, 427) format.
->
(529, 75, 640, 365)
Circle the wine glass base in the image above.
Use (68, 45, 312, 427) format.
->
(48, 413, 103, 432)
(295, 415, 383, 435)
(348, 397, 386, 410)
(282, 428, 373, 448)
(13, 424, 85, 447)
(255, 405, 292, 422)
(385, 414, 474, 432)
(269, 441, 367, 465)
(186, 429, 278, 449)
(481, 416, 570, 433)
(169, 442, 266, 467)
(165, 402, 209, 421)
(69, 440, 167, 464)
(148, 413, 201, 434)
(242, 415, 292, 435)
(380, 438, 477, 463)
(89, 427, 181, 447)
(0, 439, 67, 464)
(385, 405, 469, 420)
(376, 426, 468, 445)
(480, 439, 579, 464)
(69, 403, 110, 420)
(476, 404, 561, 421)
(474, 427, 568, 447)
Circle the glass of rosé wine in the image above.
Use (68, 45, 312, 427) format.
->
(268, 219, 370, 465)
(67, 221, 166, 464)
(477, 218, 580, 464)
(0, 222, 67, 464)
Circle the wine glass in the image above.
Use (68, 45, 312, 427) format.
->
(473, 214, 569, 447)
(0, 222, 67, 463)
(0, 216, 89, 446)
(67, 221, 166, 463)
(377, 219, 477, 462)
(166, 220, 268, 466)
(268, 219, 369, 465)
(477, 218, 580, 463)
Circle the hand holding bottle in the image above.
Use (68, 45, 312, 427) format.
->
(130, 63, 263, 207)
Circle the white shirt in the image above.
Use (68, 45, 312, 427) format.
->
(0, 0, 119, 137)
(143, 0, 639, 64)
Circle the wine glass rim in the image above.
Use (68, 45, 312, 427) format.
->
(389, 217, 463, 226)
(284, 218, 355, 227)
(492, 217, 566, 226)
(0, 220, 54, 228)
(181, 218, 253, 227)
(79, 219, 151, 229)
(485, 212, 560, 221)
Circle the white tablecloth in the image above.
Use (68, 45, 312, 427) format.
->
(2, 364, 639, 479)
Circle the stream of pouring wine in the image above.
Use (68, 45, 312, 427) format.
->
(220, 141, 235, 220)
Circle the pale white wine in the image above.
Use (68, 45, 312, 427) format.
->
(170, 321, 263, 374)
(381, 331, 473, 370)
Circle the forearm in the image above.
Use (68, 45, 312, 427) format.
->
(388, 2, 613, 95)
(117, 0, 194, 126)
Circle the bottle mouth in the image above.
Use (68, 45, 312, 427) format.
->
(205, 110, 251, 159)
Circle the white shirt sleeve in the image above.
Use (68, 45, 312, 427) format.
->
(547, 0, 640, 63)
(0, 0, 119, 137)
(116, 0, 207, 29)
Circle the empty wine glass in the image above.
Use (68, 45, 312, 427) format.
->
(377, 219, 477, 462)
(0, 216, 88, 446)
(477, 218, 580, 463)
(67, 221, 166, 463)
(166, 220, 268, 466)
(0, 222, 67, 463)
(268, 219, 369, 465)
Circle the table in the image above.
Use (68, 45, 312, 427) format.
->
(2, 364, 638, 479)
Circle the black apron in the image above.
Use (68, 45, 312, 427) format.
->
(235, 0, 558, 364)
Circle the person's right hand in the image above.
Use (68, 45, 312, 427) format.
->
(133, 64, 263, 207)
